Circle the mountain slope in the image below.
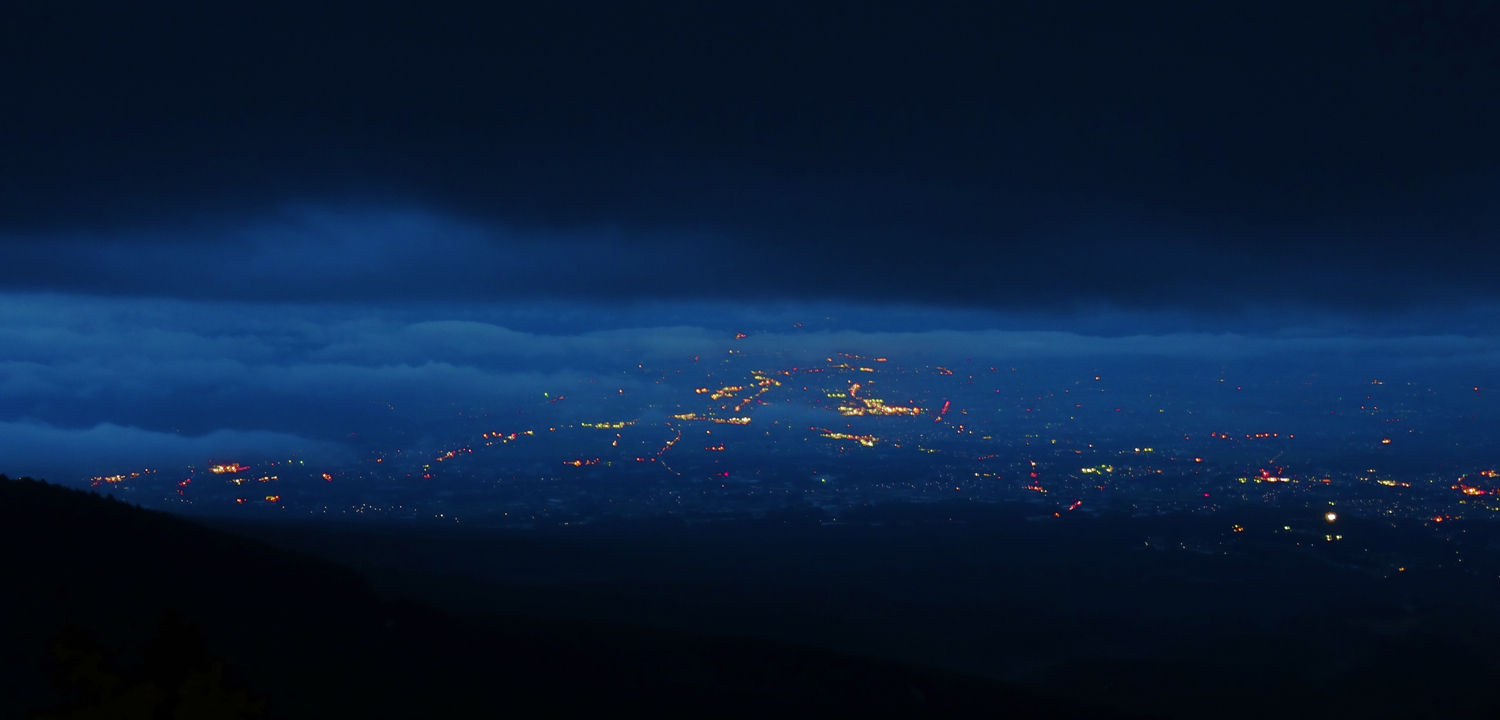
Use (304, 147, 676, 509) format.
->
(3, 476, 1123, 718)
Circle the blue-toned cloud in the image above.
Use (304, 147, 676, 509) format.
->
(5, 289, 1499, 483)
(0, 420, 345, 482)
(4, 203, 1498, 315)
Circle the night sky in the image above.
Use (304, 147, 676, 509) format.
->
(3, 1, 1498, 479)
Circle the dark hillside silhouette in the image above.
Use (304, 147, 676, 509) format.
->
(2, 475, 1124, 718)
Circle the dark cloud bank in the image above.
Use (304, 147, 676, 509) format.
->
(3, 1, 1498, 312)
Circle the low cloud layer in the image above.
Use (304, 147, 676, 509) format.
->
(2, 291, 1496, 481)
(0, 421, 344, 481)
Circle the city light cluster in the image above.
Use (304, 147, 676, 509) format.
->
(814, 427, 879, 447)
(672, 413, 751, 425)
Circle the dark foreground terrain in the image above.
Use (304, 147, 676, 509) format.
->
(225, 502, 1500, 719)
(8, 474, 1500, 718)
(3, 475, 1125, 718)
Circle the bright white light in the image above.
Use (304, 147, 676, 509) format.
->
(1325, 511, 1338, 523)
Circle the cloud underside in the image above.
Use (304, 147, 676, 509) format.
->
(4, 5, 1498, 312)
(1, 205, 1495, 314)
